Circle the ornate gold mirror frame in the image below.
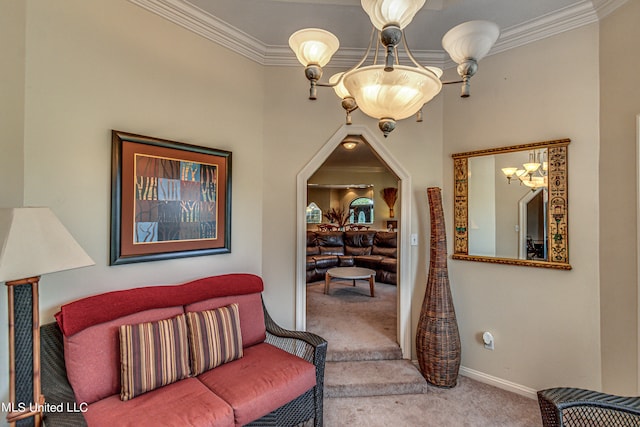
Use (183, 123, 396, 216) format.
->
(452, 138, 571, 270)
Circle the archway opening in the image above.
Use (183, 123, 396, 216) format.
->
(295, 125, 412, 358)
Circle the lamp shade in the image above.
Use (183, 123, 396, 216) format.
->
(0, 207, 94, 282)
(501, 167, 518, 178)
(442, 20, 500, 64)
(288, 28, 339, 67)
(342, 64, 442, 121)
(361, 0, 426, 30)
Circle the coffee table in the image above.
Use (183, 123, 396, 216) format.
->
(324, 267, 376, 297)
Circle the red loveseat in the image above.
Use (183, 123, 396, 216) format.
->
(40, 274, 327, 427)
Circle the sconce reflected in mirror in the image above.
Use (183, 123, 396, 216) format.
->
(451, 138, 571, 270)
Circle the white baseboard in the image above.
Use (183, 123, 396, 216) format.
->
(410, 361, 538, 400)
(459, 366, 538, 400)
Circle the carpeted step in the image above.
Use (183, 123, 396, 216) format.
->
(324, 359, 429, 398)
(327, 344, 403, 362)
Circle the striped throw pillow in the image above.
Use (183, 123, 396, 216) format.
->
(119, 314, 191, 401)
(186, 303, 243, 376)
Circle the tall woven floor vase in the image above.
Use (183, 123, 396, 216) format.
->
(416, 187, 461, 388)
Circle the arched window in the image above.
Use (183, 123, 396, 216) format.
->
(306, 202, 322, 224)
(349, 197, 374, 224)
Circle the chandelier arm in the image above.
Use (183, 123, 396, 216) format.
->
(441, 79, 464, 85)
(373, 36, 379, 65)
(313, 26, 378, 91)
(400, 31, 440, 79)
(348, 26, 377, 72)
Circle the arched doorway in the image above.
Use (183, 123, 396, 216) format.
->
(295, 125, 413, 358)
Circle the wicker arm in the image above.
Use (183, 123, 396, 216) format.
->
(40, 322, 88, 427)
(259, 301, 328, 427)
(538, 387, 640, 427)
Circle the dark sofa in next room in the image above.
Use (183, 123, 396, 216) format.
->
(306, 230, 397, 286)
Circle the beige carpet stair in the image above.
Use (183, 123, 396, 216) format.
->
(325, 359, 429, 398)
(326, 344, 402, 362)
(307, 280, 541, 426)
(307, 280, 429, 399)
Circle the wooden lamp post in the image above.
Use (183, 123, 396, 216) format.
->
(0, 208, 94, 427)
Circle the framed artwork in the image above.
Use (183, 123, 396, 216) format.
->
(386, 220, 398, 231)
(110, 130, 231, 265)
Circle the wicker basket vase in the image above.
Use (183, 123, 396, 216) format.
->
(416, 187, 461, 388)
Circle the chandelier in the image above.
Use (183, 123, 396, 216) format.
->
(288, 0, 500, 137)
(501, 149, 548, 190)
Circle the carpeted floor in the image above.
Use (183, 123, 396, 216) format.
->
(306, 280, 543, 426)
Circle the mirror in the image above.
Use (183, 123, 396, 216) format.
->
(451, 138, 571, 270)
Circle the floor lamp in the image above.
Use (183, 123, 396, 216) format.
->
(0, 208, 94, 427)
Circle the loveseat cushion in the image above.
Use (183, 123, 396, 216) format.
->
(84, 378, 234, 427)
(119, 313, 191, 401)
(185, 293, 265, 348)
(312, 255, 339, 269)
(372, 246, 397, 258)
(380, 257, 397, 273)
(354, 255, 384, 270)
(64, 306, 184, 405)
(197, 342, 317, 427)
(372, 231, 397, 258)
(319, 246, 344, 255)
(186, 304, 243, 375)
(306, 231, 319, 255)
(316, 231, 344, 248)
(344, 246, 371, 256)
(344, 230, 376, 247)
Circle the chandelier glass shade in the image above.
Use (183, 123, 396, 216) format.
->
(342, 65, 443, 135)
(288, 28, 339, 68)
(441, 20, 501, 64)
(501, 149, 548, 190)
(288, 0, 500, 137)
(361, 0, 426, 30)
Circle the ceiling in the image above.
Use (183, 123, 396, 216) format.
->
(131, 0, 626, 67)
(188, 0, 581, 49)
(318, 135, 391, 172)
(129, 0, 626, 169)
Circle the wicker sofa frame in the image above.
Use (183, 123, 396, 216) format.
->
(538, 387, 640, 426)
(41, 301, 327, 427)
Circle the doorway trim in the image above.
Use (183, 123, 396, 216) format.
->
(295, 124, 413, 358)
(517, 187, 544, 260)
(636, 113, 640, 394)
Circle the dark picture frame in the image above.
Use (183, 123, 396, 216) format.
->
(110, 130, 231, 265)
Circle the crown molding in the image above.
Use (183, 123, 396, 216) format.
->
(128, 0, 267, 63)
(129, 0, 626, 68)
(593, 0, 629, 19)
(486, 1, 599, 61)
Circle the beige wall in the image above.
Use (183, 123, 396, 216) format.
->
(0, 0, 25, 208)
(0, 0, 26, 415)
(599, 0, 640, 395)
(443, 24, 602, 392)
(0, 0, 266, 412)
(2, 0, 639, 415)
